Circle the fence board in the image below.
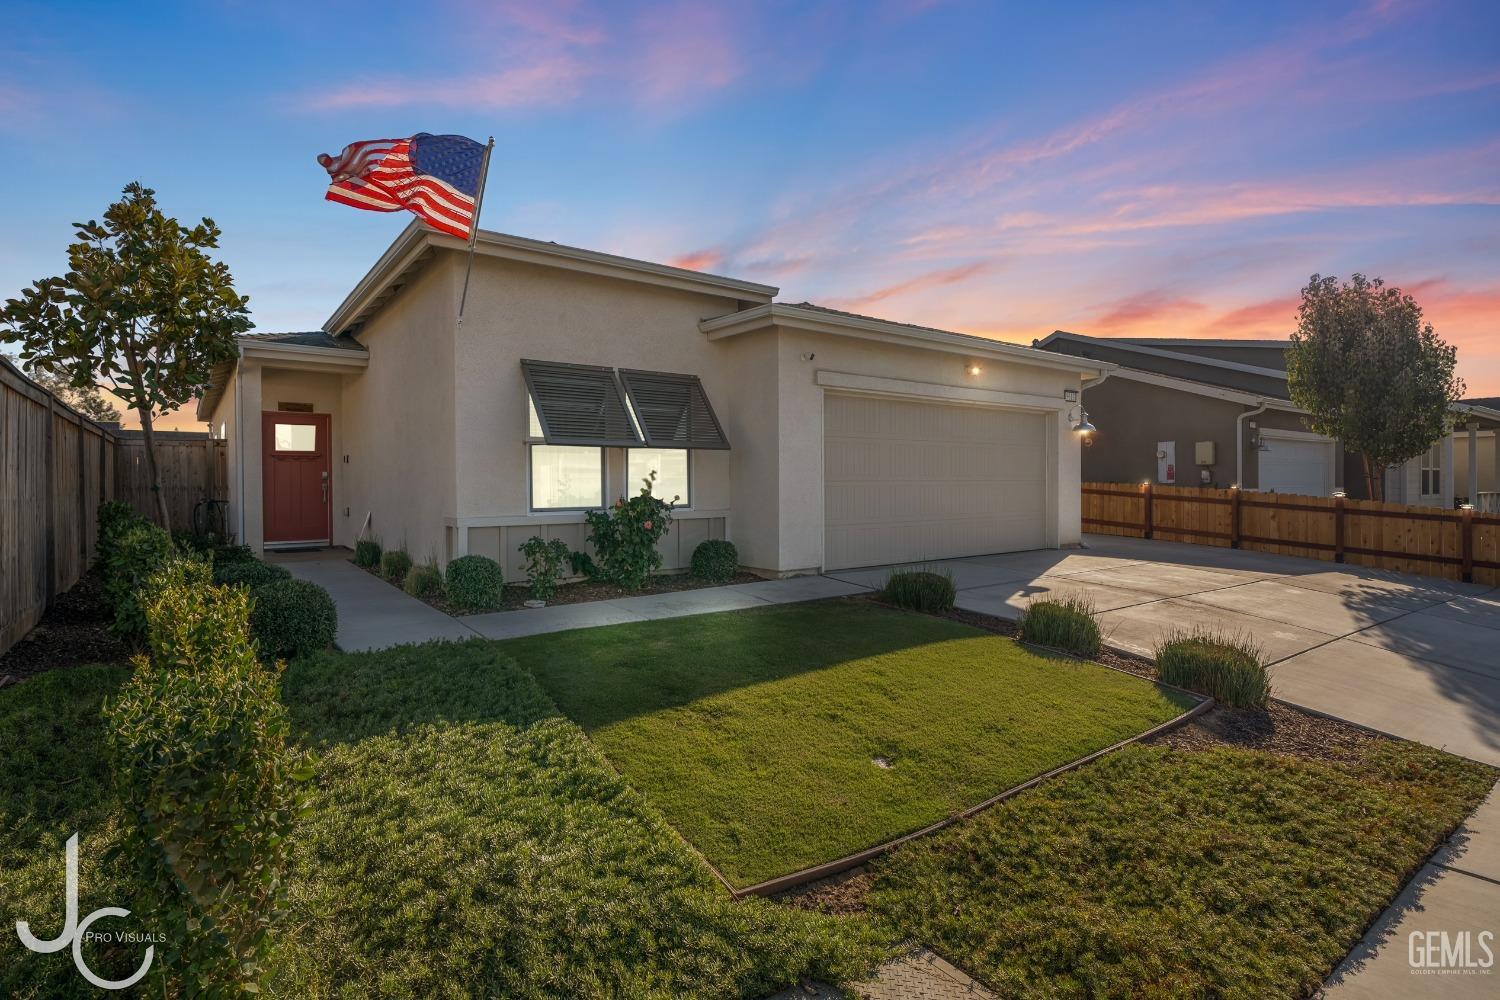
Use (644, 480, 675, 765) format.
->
(1082, 480, 1489, 587)
(1, 357, 224, 657)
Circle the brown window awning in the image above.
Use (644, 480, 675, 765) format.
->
(521, 360, 643, 447)
(619, 368, 730, 450)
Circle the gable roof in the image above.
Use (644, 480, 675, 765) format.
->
(324, 221, 778, 336)
(700, 302, 1112, 377)
(1035, 330, 1290, 380)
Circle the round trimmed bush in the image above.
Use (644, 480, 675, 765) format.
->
(249, 579, 338, 660)
(445, 555, 503, 612)
(690, 539, 739, 582)
(213, 560, 292, 589)
(879, 569, 957, 613)
(404, 562, 444, 600)
(380, 549, 413, 585)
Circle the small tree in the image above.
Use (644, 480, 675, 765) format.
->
(1287, 274, 1464, 500)
(1, 350, 121, 422)
(0, 183, 250, 529)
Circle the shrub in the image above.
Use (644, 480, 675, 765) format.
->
(95, 499, 142, 567)
(213, 559, 292, 589)
(210, 543, 256, 567)
(1155, 629, 1270, 708)
(519, 535, 571, 602)
(568, 548, 597, 579)
(445, 554, 502, 612)
(690, 539, 739, 582)
(404, 561, 444, 600)
(354, 537, 382, 569)
(584, 471, 677, 590)
(380, 548, 412, 585)
(879, 569, 957, 612)
(249, 579, 338, 660)
(1019, 595, 1103, 657)
(104, 522, 175, 640)
(106, 563, 314, 994)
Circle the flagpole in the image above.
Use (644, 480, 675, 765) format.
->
(456, 136, 494, 331)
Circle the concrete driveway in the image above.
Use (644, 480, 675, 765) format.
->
(826, 533, 1500, 767)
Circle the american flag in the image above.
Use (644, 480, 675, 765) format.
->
(317, 133, 488, 239)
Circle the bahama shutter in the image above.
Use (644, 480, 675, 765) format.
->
(618, 369, 730, 450)
(521, 360, 643, 446)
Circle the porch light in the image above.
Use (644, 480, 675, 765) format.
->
(966, 362, 983, 376)
(1071, 409, 1097, 435)
(1332, 490, 1347, 498)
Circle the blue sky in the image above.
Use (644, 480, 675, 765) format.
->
(4, 0, 1498, 424)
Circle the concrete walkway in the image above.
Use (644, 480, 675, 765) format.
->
(270, 550, 479, 652)
(270, 549, 872, 650)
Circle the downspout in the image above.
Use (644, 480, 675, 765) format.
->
(1236, 401, 1270, 489)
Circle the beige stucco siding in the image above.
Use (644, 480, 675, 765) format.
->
(338, 259, 458, 563)
(450, 253, 743, 520)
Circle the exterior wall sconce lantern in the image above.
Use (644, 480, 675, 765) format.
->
(965, 361, 983, 376)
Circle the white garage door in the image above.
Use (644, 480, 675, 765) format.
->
(824, 393, 1049, 571)
(1257, 433, 1334, 496)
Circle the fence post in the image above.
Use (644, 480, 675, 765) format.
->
(1334, 495, 1346, 564)
(1461, 507, 1474, 583)
(1142, 481, 1154, 540)
(1229, 487, 1241, 549)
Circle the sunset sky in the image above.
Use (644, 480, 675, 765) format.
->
(3, 0, 1497, 429)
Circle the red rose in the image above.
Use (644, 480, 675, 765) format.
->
(643, 520, 653, 530)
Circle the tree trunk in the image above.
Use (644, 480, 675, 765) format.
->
(1361, 453, 1384, 502)
(123, 342, 172, 532)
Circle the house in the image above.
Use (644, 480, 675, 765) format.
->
(1034, 332, 1500, 506)
(199, 222, 1110, 577)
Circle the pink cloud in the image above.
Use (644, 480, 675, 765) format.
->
(308, 56, 592, 111)
(668, 247, 726, 272)
(824, 262, 991, 313)
(1089, 289, 1207, 331)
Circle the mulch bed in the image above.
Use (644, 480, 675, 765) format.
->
(775, 601, 1388, 917)
(0, 572, 130, 687)
(358, 560, 761, 616)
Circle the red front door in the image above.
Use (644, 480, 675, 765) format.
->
(262, 412, 331, 545)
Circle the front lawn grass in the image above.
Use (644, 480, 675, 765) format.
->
(504, 600, 1196, 888)
(1, 648, 884, 998)
(867, 742, 1495, 998)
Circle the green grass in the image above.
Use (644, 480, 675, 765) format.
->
(1, 650, 884, 999)
(504, 601, 1195, 887)
(867, 742, 1495, 999)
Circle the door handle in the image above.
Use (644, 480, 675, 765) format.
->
(322, 484, 328, 504)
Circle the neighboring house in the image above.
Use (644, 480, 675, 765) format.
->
(1034, 332, 1500, 506)
(199, 222, 1109, 577)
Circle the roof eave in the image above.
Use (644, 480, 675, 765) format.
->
(701, 304, 1114, 377)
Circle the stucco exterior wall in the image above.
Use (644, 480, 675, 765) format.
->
(338, 259, 458, 563)
(449, 252, 743, 521)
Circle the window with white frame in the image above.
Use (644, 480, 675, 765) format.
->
(1420, 441, 1442, 496)
(627, 448, 689, 506)
(530, 445, 604, 510)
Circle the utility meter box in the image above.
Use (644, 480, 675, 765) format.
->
(1195, 441, 1216, 466)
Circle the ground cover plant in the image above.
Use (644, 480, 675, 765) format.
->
(1156, 628, 1269, 708)
(505, 600, 1194, 887)
(877, 569, 957, 612)
(866, 741, 1493, 998)
(1018, 595, 1102, 657)
(1, 646, 884, 999)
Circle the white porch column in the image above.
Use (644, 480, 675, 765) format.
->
(1468, 422, 1480, 505)
(1441, 431, 1456, 508)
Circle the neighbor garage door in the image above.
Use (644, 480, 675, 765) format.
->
(1257, 433, 1334, 497)
(824, 393, 1049, 570)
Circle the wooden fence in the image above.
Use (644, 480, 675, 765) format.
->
(1082, 482, 1500, 586)
(2, 356, 227, 656)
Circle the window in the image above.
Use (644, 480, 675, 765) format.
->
(1421, 442, 1442, 496)
(530, 445, 603, 510)
(628, 449, 690, 506)
(273, 423, 316, 452)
